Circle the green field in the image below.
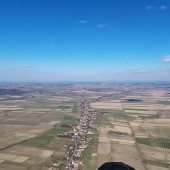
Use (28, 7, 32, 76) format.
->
(82, 133, 98, 170)
(136, 137, 170, 149)
(24, 128, 68, 148)
(159, 101, 170, 105)
(144, 159, 169, 168)
(96, 109, 125, 119)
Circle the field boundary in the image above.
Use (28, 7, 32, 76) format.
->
(120, 100, 148, 170)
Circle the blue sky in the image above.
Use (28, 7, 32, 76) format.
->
(0, 0, 170, 81)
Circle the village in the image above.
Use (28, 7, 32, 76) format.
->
(50, 96, 105, 170)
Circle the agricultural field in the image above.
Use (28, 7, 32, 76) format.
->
(122, 88, 170, 170)
(89, 83, 170, 170)
(94, 101, 145, 170)
(0, 82, 170, 170)
(0, 83, 97, 169)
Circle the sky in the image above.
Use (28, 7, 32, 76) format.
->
(0, 0, 170, 82)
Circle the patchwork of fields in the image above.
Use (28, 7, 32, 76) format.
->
(92, 88, 170, 170)
(0, 83, 170, 170)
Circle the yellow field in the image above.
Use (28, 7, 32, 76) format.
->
(91, 101, 123, 110)
(2, 145, 54, 159)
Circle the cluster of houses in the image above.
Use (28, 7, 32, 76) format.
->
(51, 96, 105, 170)
(65, 100, 100, 170)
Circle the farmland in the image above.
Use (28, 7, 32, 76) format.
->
(0, 82, 170, 170)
